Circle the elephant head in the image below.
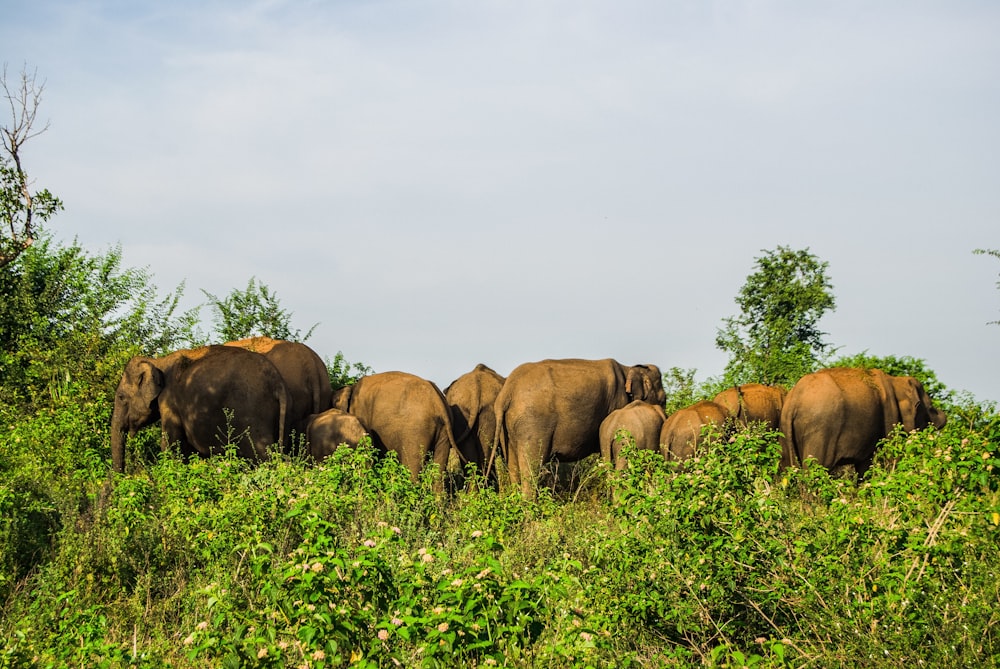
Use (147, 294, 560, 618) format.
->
(625, 364, 667, 406)
(891, 376, 947, 432)
(111, 357, 166, 472)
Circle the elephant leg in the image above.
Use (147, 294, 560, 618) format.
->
(432, 438, 451, 492)
(397, 444, 425, 483)
(505, 441, 521, 489)
(432, 437, 450, 472)
(516, 437, 550, 498)
(161, 420, 195, 459)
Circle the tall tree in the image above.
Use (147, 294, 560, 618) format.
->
(716, 246, 836, 387)
(1, 65, 62, 268)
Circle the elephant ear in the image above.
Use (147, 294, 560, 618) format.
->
(894, 377, 929, 432)
(331, 385, 354, 411)
(136, 360, 165, 408)
(625, 366, 652, 402)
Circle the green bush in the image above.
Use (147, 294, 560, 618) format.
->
(2, 408, 999, 667)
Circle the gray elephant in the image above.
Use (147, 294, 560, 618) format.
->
(444, 363, 506, 476)
(659, 400, 729, 462)
(224, 337, 332, 444)
(599, 400, 667, 470)
(780, 367, 947, 476)
(305, 408, 368, 463)
(493, 358, 666, 496)
(331, 371, 459, 482)
(713, 383, 786, 430)
(111, 345, 288, 472)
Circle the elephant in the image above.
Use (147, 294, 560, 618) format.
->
(659, 400, 730, 461)
(599, 400, 667, 470)
(779, 367, 947, 476)
(443, 363, 506, 476)
(492, 358, 666, 496)
(713, 383, 786, 430)
(331, 371, 460, 482)
(111, 345, 288, 472)
(224, 337, 332, 445)
(305, 408, 368, 463)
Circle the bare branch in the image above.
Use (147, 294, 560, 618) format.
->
(0, 63, 60, 268)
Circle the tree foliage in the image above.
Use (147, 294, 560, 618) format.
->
(716, 246, 836, 387)
(0, 233, 200, 409)
(202, 277, 316, 343)
(661, 366, 726, 414)
(1, 65, 62, 268)
(327, 350, 375, 389)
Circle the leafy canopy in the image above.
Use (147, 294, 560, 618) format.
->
(202, 277, 317, 343)
(716, 246, 835, 387)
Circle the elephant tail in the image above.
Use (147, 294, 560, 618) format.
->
(734, 385, 747, 423)
(485, 392, 510, 480)
(276, 384, 288, 453)
(778, 403, 801, 469)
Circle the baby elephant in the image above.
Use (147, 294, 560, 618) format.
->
(599, 400, 667, 470)
(306, 409, 368, 462)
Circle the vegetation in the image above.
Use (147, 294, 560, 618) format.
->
(716, 246, 836, 388)
(202, 277, 318, 344)
(1, 399, 997, 667)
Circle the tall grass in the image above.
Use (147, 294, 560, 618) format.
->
(1, 398, 998, 667)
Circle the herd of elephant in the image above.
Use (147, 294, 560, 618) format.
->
(111, 338, 947, 496)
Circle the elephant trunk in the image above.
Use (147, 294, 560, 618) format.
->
(110, 403, 128, 473)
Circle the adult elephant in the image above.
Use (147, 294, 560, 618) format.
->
(659, 400, 729, 462)
(444, 364, 506, 475)
(111, 345, 288, 472)
(599, 400, 667, 470)
(331, 371, 459, 482)
(493, 358, 666, 496)
(305, 408, 368, 463)
(713, 383, 786, 430)
(224, 337, 332, 444)
(779, 367, 947, 476)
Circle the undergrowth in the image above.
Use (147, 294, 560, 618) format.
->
(0, 399, 998, 667)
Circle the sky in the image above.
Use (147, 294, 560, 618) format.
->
(4, 0, 1000, 401)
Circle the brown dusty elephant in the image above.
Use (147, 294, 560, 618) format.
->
(111, 345, 288, 472)
(779, 367, 947, 476)
(493, 358, 666, 496)
(305, 408, 368, 463)
(659, 400, 730, 462)
(331, 371, 459, 482)
(224, 337, 332, 444)
(444, 363, 506, 476)
(713, 383, 786, 430)
(599, 400, 667, 470)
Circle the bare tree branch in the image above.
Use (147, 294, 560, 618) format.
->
(0, 63, 61, 268)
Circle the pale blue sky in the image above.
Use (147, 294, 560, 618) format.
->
(4, 0, 999, 400)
